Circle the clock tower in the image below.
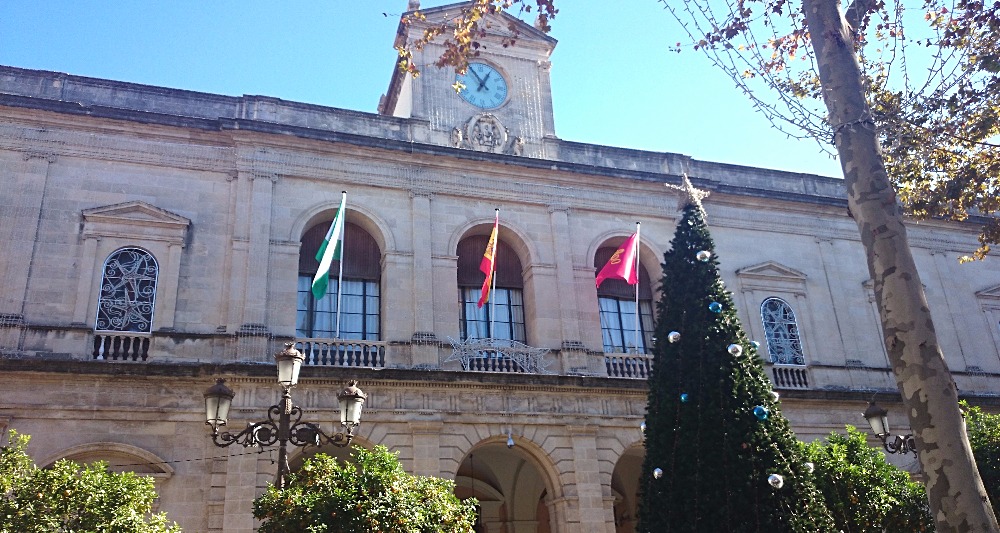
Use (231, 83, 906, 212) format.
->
(378, 1, 558, 158)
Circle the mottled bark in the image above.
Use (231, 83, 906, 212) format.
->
(801, 0, 999, 530)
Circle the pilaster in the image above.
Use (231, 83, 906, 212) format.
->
(0, 151, 53, 316)
(568, 425, 615, 532)
(408, 421, 444, 476)
(220, 452, 259, 533)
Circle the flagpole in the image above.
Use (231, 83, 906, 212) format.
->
(634, 221, 640, 353)
(335, 191, 347, 339)
(490, 208, 498, 338)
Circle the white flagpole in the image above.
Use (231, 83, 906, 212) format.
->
(335, 191, 347, 339)
(634, 221, 641, 353)
(490, 208, 498, 338)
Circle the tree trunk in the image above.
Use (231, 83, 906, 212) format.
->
(801, 0, 999, 530)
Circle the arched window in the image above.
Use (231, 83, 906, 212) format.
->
(95, 247, 158, 333)
(595, 246, 653, 353)
(760, 297, 805, 365)
(297, 222, 381, 340)
(457, 235, 525, 342)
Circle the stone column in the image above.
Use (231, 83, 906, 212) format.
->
(232, 171, 278, 361)
(154, 242, 184, 330)
(548, 205, 592, 373)
(479, 501, 505, 533)
(568, 425, 615, 533)
(220, 451, 259, 533)
(408, 421, 443, 476)
(433, 254, 460, 343)
(382, 251, 415, 342)
(243, 172, 277, 326)
(410, 190, 435, 334)
(409, 189, 442, 365)
(545, 497, 573, 533)
(0, 152, 53, 317)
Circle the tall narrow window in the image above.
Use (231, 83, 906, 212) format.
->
(96, 247, 158, 333)
(595, 246, 653, 353)
(297, 222, 380, 340)
(458, 235, 525, 342)
(760, 297, 805, 365)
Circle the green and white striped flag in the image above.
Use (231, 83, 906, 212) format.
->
(311, 192, 347, 300)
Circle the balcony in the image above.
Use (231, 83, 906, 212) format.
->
(768, 364, 810, 389)
(604, 351, 652, 379)
(92, 332, 151, 361)
(295, 338, 387, 369)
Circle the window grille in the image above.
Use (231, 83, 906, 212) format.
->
(760, 297, 805, 365)
(95, 247, 158, 333)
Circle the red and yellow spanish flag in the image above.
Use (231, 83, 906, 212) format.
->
(596, 232, 639, 288)
(478, 210, 499, 307)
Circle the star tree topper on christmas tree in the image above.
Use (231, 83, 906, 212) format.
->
(665, 173, 710, 215)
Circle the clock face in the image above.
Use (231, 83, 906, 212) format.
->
(456, 62, 508, 109)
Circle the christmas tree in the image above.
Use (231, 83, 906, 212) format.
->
(637, 177, 835, 532)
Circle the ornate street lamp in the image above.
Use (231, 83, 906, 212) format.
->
(203, 343, 368, 488)
(863, 400, 916, 455)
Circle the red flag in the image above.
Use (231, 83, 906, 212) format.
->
(478, 212, 499, 307)
(596, 232, 639, 288)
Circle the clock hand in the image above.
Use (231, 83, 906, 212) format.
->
(477, 72, 492, 92)
(467, 67, 486, 87)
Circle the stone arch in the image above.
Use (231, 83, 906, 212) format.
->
(40, 442, 173, 481)
(453, 432, 564, 533)
(588, 229, 663, 288)
(610, 443, 645, 533)
(450, 216, 538, 269)
(290, 199, 395, 253)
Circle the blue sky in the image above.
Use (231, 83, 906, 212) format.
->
(0, 1, 843, 177)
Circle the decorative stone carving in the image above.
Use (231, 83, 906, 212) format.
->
(453, 115, 525, 156)
(508, 136, 525, 156)
(466, 113, 508, 154)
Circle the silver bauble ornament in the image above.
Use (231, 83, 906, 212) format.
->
(768, 473, 784, 489)
(667, 331, 681, 343)
(653, 468, 663, 479)
(696, 250, 711, 262)
(727, 343, 743, 356)
(805, 462, 815, 474)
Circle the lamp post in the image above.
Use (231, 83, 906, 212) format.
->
(863, 400, 916, 455)
(203, 343, 367, 489)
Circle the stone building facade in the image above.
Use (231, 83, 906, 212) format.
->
(1, 4, 999, 532)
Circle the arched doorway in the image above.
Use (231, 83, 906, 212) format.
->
(611, 445, 644, 533)
(455, 440, 555, 533)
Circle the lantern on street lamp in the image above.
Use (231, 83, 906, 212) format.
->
(202, 345, 367, 488)
(274, 343, 305, 388)
(863, 400, 916, 455)
(337, 380, 367, 433)
(203, 378, 235, 431)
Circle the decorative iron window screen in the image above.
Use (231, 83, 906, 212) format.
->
(760, 297, 805, 365)
(95, 247, 158, 333)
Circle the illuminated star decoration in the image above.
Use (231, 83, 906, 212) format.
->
(665, 173, 710, 217)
